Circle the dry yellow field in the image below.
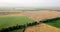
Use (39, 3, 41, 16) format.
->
(20, 10, 60, 21)
(25, 23, 60, 32)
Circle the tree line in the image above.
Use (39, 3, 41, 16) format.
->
(42, 17, 60, 23)
(0, 22, 39, 32)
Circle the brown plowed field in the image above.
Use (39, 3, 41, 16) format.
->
(25, 23, 60, 32)
(20, 10, 60, 21)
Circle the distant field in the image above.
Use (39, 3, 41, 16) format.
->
(45, 20, 60, 28)
(0, 16, 34, 32)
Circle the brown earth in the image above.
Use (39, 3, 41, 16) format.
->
(25, 23, 60, 32)
(20, 10, 60, 22)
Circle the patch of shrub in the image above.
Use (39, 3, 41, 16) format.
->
(42, 17, 60, 23)
(0, 24, 26, 32)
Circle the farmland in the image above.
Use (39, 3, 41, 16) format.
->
(44, 19, 60, 28)
(0, 16, 34, 32)
(11, 29, 24, 32)
(0, 10, 60, 32)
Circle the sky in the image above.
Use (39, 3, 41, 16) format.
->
(0, 0, 60, 8)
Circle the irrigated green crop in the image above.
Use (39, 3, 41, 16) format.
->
(44, 19, 60, 28)
(0, 16, 34, 32)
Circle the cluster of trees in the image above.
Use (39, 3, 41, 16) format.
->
(0, 25, 26, 32)
(27, 22, 39, 27)
(40, 17, 60, 23)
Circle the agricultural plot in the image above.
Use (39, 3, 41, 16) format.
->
(0, 16, 34, 32)
(44, 19, 60, 28)
(11, 29, 24, 32)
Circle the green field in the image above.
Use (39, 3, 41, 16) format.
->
(0, 16, 34, 32)
(11, 29, 24, 32)
(45, 20, 60, 28)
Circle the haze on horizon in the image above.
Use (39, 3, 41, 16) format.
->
(0, 0, 60, 8)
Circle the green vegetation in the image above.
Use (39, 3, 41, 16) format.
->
(0, 16, 34, 32)
(0, 8, 37, 12)
(11, 29, 24, 32)
(45, 19, 60, 28)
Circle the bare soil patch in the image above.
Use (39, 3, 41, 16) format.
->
(20, 11, 60, 21)
(25, 23, 60, 32)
